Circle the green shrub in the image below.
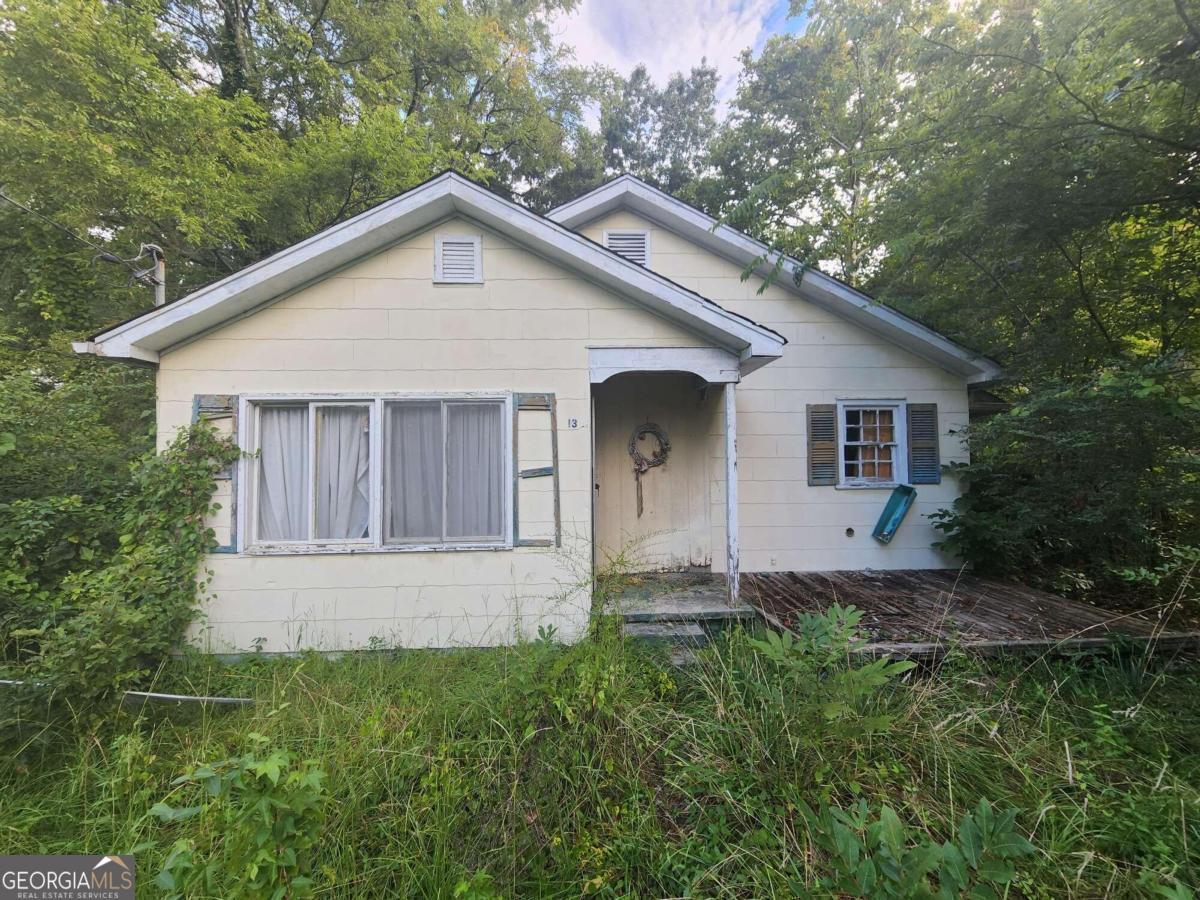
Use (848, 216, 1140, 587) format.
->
(0, 365, 153, 503)
(932, 362, 1200, 601)
(746, 605, 916, 731)
(800, 798, 1035, 898)
(2, 422, 238, 724)
(151, 733, 327, 899)
(0, 495, 115, 662)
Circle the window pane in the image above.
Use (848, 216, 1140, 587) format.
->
(315, 405, 371, 540)
(258, 405, 309, 541)
(446, 402, 504, 540)
(385, 402, 444, 542)
(878, 409, 894, 443)
(861, 409, 876, 439)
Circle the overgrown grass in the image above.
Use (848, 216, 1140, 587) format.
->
(2, 624, 1197, 897)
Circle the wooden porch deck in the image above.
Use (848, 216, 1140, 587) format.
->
(741, 569, 1195, 656)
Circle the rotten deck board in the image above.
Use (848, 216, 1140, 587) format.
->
(741, 569, 1166, 646)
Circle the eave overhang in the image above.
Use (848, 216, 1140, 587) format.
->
(76, 173, 784, 375)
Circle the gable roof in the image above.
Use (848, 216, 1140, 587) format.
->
(548, 175, 1004, 384)
(75, 171, 785, 374)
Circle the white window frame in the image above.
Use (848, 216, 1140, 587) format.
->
(433, 233, 483, 283)
(602, 228, 650, 266)
(238, 392, 512, 555)
(836, 399, 908, 489)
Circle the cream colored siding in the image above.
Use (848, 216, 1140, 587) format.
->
(582, 211, 968, 573)
(158, 217, 721, 653)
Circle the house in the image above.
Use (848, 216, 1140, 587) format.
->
(74, 172, 1002, 653)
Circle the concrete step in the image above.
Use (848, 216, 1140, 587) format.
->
(611, 593, 758, 625)
(623, 621, 708, 647)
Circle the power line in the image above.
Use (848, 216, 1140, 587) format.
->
(0, 187, 145, 277)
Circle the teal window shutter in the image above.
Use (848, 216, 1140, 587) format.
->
(906, 403, 940, 484)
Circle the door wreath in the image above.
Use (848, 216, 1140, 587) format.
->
(628, 422, 670, 517)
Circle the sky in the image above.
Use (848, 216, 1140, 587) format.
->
(552, 0, 807, 116)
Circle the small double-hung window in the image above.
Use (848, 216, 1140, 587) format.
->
(806, 400, 941, 488)
(249, 397, 508, 550)
(839, 402, 906, 486)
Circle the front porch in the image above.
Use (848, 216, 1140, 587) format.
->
(610, 570, 1200, 658)
(589, 346, 743, 606)
(747, 569, 1200, 657)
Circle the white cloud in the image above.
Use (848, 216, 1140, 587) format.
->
(551, 0, 795, 114)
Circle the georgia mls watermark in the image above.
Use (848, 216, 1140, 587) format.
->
(0, 855, 134, 900)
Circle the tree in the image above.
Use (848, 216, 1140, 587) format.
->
(600, 63, 719, 196)
(701, 0, 926, 285)
(707, 0, 1199, 374)
(161, 0, 588, 180)
(521, 62, 720, 210)
(873, 0, 1200, 374)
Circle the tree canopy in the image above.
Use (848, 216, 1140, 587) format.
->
(706, 0, 1200, 376)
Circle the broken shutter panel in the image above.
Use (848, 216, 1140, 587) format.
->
(807, 404, 838, 486)
(907, 403, 941, 484)
(513, 392, 560, 547)
(192, 394, 239, 552)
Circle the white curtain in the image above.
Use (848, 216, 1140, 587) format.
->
(446, 403, 504, 539)
(315, 405, 371, 540)
(258, 405, 308, 541)
(385, 402, 443, 541)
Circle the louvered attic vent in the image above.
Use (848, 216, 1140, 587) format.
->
(435, 235, 483, 283)
(604, 230, 649, 266)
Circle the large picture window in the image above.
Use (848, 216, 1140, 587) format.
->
(248, 396, 509, 551)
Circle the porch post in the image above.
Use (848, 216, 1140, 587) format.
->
(724, 382, 739, 606)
